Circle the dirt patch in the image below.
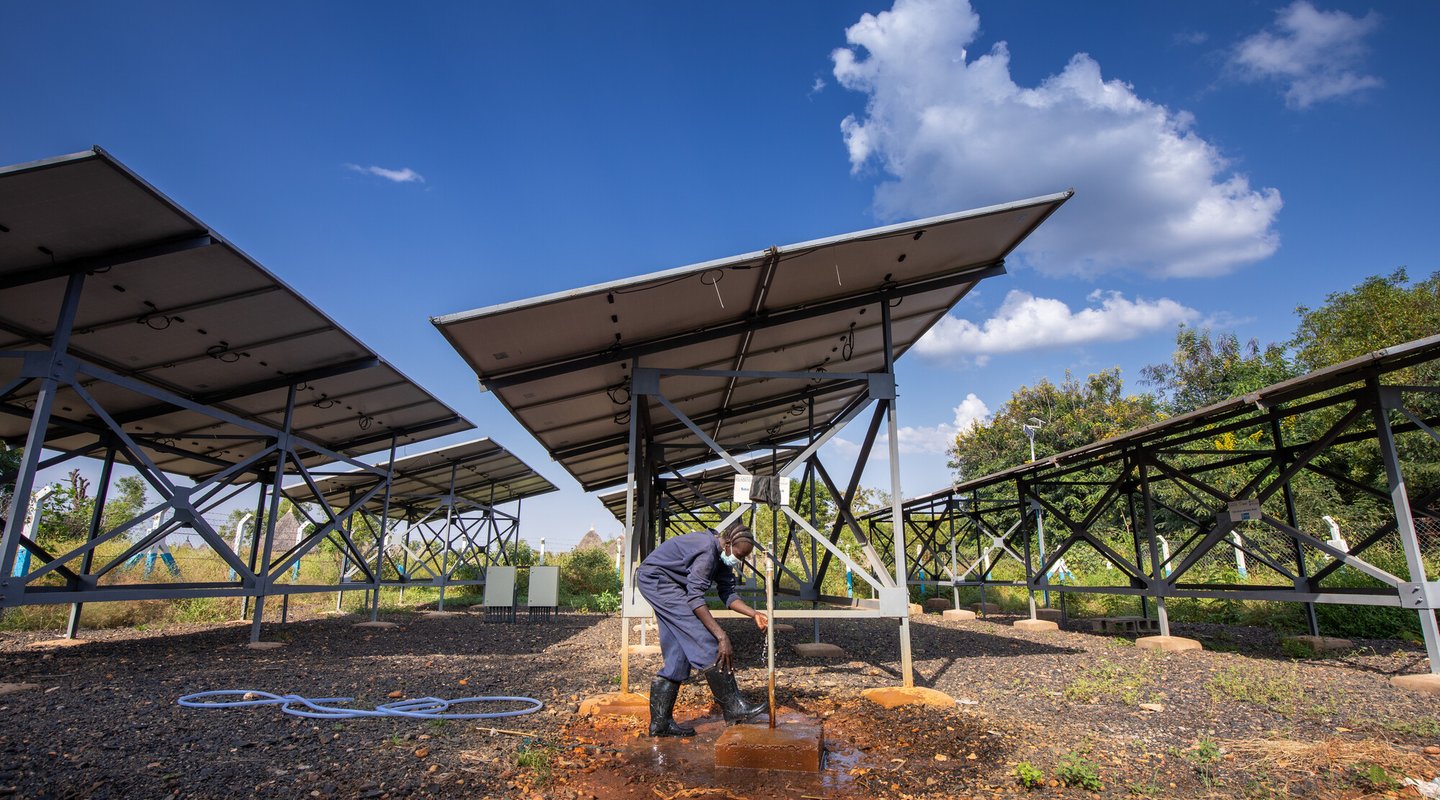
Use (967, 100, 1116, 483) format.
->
(1, 609, 1438, 798)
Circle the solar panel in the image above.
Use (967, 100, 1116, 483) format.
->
(0, 148, 472, 477)
(433, 191, 1071, 491)
(299, 437, 558, 517)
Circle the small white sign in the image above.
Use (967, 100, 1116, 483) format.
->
(733, 474, 753, 504)
(1227, 498, 1262, 522)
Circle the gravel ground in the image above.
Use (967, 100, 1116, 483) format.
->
(2, 606, 1438, 799)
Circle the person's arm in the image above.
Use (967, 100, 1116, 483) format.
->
(691, 604, 734, 671)
(727, 597, 768, 632)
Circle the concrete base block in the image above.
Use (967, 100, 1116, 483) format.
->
(1035, 607, 1063, 622)
(908, 603, 925, 616)
(715, 721, 823, 772)
(245, 641, 286, 650)
(420, 611, 463, 619)
(1285, 635, 1353, 653)
(353, 621, 400, 630)
(627, 644, 662, 656)
(1013, 619, 1059, 632)
(922, 598, 953, 613)
(27, 638, 88, 649)
(1135, 635, 1203, 653)
(770, 623, 795, 634)
(860, 686, 955, 709)
(1390, 674, 1440, 695)
(0, 683, 41, 695)
(942, 609, 977, 621)
(792, 642, 845, 658)
(579, 691, 649, 718)
(970, 602, 1002, 614)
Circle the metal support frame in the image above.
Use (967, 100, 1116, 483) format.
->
(615, 298, 916, 692)
(858, 353, 1440, 670)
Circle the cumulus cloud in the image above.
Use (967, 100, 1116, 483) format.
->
(831, 0, 1283, 278)
(916, 289, 1199, 363)
(831, 393, 991, 459)
(1231, 1, 1382, 109)
(345, 163, 426, 183)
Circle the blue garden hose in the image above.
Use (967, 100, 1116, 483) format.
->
(178, 689, 543, 720)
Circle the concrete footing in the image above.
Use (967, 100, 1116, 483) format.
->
(970, 602, 1002, 614)
(26, 638, 88, 649)
(860, 686, 955, 709)
(770, 623, 795, 634)
(579, 691, 649, 718)
(714, 721, 823, 772)
(245, 641, 286, 650)
(1135, 635, 1203, 653)
(1284, 635, 1353, 653)
(1390, 674, 1440, 695)
(0, 683, 41, 695)
(908, 603, 925, 616)
(420, 611, 463, 619)
(353, 621, 400, 630)
(1035, 607, 1063, 622)
(627, 644, 662, 656)
(792, 642, 845, 658)
(1013, 619, 1059, 632)
(942, 609, 977, 621)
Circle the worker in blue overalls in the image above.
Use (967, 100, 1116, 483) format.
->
(636, 522, 769, 737)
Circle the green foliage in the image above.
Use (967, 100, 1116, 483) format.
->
(559, 547, 618, 596)
(1064, 656, 1156, 705)
(1350, 762, 1399, 792)
(1141, 325, 1294, 414)
(948, 368, 1162, 482)
(1291, 268, 1440, 374)
(1279, 638, 1318, 659)
(1056, 752, 1103, 791)
(1207, 664, 1305, 715)
(1013, 761, 1045, 789)
(513, 740, 557, 782)
(1186, 737, 1224, 787)
(593, 590, 621, 614)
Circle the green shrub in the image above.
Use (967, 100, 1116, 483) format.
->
(1014, 761, 1045, 789)
(1056, 752, 1103, 791)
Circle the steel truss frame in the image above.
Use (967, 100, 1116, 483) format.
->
(0, 272, 424, 643)
(336, 469, 524, 612)
(616, 301, 917, 691)
(864, 351, 1440, 673)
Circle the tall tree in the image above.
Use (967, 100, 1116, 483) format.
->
(1141, 325, 1294, 415)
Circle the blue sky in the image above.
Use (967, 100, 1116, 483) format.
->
(4, 0, 1438, 548)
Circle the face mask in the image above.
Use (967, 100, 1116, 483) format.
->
(720, 550, 741, 569)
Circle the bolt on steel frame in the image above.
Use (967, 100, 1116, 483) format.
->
(862, 336, 1440, 671)
(615, 299, 917, 694)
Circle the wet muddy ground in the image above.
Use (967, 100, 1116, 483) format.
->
(1, 606, 1438, 798)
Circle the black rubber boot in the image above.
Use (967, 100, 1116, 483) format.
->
(704, 668, 768, 725)
(648, 677, 696, 737)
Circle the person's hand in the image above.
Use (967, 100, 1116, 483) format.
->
(715, 632, 734, 672)
(753, 612, 769, 632)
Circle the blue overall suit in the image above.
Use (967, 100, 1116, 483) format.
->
(635, 530, 739, 682)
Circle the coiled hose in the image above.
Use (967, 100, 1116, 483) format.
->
(177, 689, 544, 720)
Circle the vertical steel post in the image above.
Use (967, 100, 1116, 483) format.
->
(1270, 415, 1319, 636)
(249, 383, 297, 644)
(1139, 461, 1170, 636)
(1, 273, 85, 599)
(1124, 468, 1151, 620)
(1372, 385, 1440, 672)
(618, 362, 641, 695)
(1022, 484, 1037, 621)
(242, 483, 268, 618)
(337, 488, 355, 614)
(880, 300, 914, 688)
(437, 463, 458, 612)
(66, 443, 116, 638)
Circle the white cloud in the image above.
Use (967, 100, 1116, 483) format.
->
(1231, 1, 1382, 109)
(831, 392, 990, 459)
(831, 0, 1283, 278)
(916, 289, 1199, 361)
(345, 163, 426, 183)
(809, 77, 827, 96)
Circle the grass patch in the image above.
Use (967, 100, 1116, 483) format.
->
(1065, 656, 1157, 705)
(513, 740, 558, 783)
(1207, 664, 1305, 716)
